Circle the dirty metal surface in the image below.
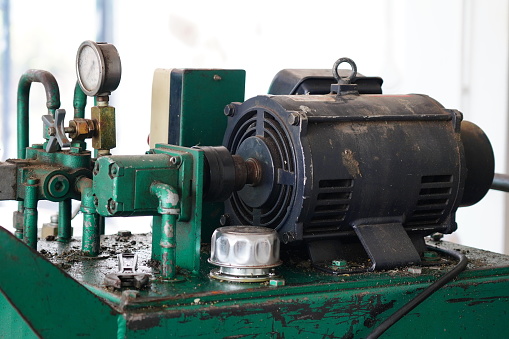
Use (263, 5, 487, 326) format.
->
(37, 233, 509, 299)
(34, 234, 509, 338)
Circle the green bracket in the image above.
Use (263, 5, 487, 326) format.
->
(151, 144, 204, 274)
(151, 69, 245, 242)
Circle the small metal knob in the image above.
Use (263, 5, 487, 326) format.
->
(209, 226, 282, 282)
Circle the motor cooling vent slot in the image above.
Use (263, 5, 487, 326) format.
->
(306, 179, 353, 233)
(227, 109, 296, 228)
(406, 175, 453, 226)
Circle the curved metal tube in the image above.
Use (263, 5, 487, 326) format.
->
(17, 69, 60, 158)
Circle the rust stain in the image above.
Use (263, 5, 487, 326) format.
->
(342, 149, 362, 178)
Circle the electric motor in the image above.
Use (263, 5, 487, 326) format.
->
(220, 63, 494, 252)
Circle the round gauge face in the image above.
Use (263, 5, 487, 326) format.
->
(76, 40, 121, 97)
(76, 41, 104, 95)
(78, 45, 101, 91)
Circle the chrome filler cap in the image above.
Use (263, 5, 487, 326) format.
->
(209, 226, 282, 282)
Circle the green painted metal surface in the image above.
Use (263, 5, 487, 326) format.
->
(0, 291, 38, 338)
(168, 69, 246, 242)
(0, 227, 119, 339)
(2, 229, 508, 338)
(167, 69, 245, 147)
(92, 144, 204, 273)
(152, 144, 205, 274)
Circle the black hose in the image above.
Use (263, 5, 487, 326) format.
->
(366, 245, 468, 339)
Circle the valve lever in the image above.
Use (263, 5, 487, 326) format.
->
(42, 109, 71, 153)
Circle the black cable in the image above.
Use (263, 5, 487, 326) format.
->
(366, 245, 468, 339)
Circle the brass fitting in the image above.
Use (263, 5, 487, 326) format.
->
(91, 105, 116, 153)
(68, 118, 96, 140)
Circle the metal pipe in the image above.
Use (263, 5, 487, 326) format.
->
(23, 178, 39, 249)
(72, 82, 88, 150)
(14, 202, 24, 240)
(151, 215, 162, 261)
(491, 173, 509, 192)
(17, 70, 60, 159)
(150, 182, 180, 279)
(77, 177, 100, 256)
(73, 81, 87, 119)
(1, 0, 11, 159)
(58, 199, 72, 242)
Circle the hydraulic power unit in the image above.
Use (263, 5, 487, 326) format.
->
(0, 42, 507, 339)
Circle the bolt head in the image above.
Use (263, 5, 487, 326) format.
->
(288, 113, 300, 125)
(224, 103, 236, 117)
(170, 156, 181, 166)
(107, 198, 117, 214)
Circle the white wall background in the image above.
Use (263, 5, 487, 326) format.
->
(0, 0, 507, 253)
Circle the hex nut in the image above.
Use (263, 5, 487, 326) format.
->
(69, 118, 96, 140)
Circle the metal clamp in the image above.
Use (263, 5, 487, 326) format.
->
(104, 253, 150, 289)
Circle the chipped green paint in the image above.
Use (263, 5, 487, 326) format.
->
(1, 229, 509, 338)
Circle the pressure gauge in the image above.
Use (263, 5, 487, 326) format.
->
(76, 40, 121, 96)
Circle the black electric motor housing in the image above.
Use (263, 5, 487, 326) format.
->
(219, 59, 494, 271)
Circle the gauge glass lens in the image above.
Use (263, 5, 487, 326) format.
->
(78, 45, 101, 92)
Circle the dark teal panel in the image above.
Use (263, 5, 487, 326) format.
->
(0, 227, 119, 339)
(169, 69, 246, 241)
(0, 291, 38, 339)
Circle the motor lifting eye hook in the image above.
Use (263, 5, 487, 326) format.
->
(332, 57, 357, 85)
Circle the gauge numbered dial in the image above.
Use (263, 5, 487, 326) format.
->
(76, 40, 121, 96)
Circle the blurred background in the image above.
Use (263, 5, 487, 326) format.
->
(0, 0, 507, 253)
